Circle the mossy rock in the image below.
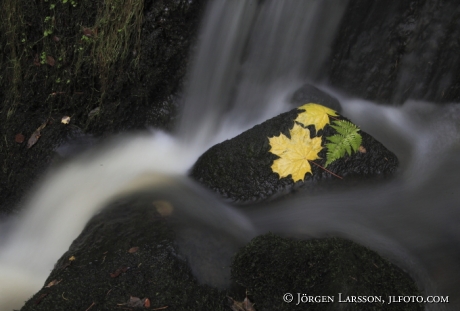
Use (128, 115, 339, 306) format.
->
(0, 0, 206, 214)
(190, 103, 398, 204)
(231, 233, 423, 311)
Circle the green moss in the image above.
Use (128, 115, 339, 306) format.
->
(0, 0, 143, 122)
(1, 0, 26, 117)
(91, 0, 144, 98)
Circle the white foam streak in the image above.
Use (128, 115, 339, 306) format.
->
(0, 132, 194, 310)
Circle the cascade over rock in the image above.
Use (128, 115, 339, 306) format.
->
(19, 198, 421, 311)
(18, 198, 228, 311)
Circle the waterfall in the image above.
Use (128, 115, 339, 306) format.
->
(1, 1, 459, 310)
(177, 0, 348, 147)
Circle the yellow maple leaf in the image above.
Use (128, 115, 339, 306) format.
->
(295, 103, 338, 131)
(269, 123, 322, 182)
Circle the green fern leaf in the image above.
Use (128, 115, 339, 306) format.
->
(325, 120, 362, 167)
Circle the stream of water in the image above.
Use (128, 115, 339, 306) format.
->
(1, 1, 459, 310)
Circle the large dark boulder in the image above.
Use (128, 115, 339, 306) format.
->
(327, 0, 460, 104)
(190, 103, 398, 204)
(232, 233, 423, 311)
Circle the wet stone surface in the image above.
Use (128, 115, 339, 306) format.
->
(190, 102, 398, 204)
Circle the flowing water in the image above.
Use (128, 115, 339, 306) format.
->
(1, 1, 459, 310)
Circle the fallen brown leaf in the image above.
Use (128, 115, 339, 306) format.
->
(128, 247, 139, 253)
(117, 296, 150, 308)
(228, 297, 256, 311)
(46, 55, 55, 66)
(15, 133, 25, 143)
(45, 279, 62, 288)
(82, 27, 97, 37)
(27, 132, 40, 148)
(50, 92, 66, 96)
(110, 266, 129, 278)
(153, 200, 174, 216)
(27, 120, 48, 149)
(59, 261, 71, 270)
(34, 293, 49, 305)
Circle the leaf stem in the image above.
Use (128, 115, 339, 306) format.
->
(329, 115, 340, 121)
(309, 161, 343, 179)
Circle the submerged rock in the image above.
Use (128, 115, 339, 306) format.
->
(190, 103, 398, 203)
(232, 233, 423, 311)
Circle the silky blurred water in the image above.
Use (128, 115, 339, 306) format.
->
(1, 1, 459, 310)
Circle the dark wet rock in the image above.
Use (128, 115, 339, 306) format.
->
(19, 198, 229, 311)
(232, 233, 423, 311)
(327, 0, 460, 104)
(291, 84, 342, 113)
(18, 195, 422, 311)
(190, 104, 398, 204)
